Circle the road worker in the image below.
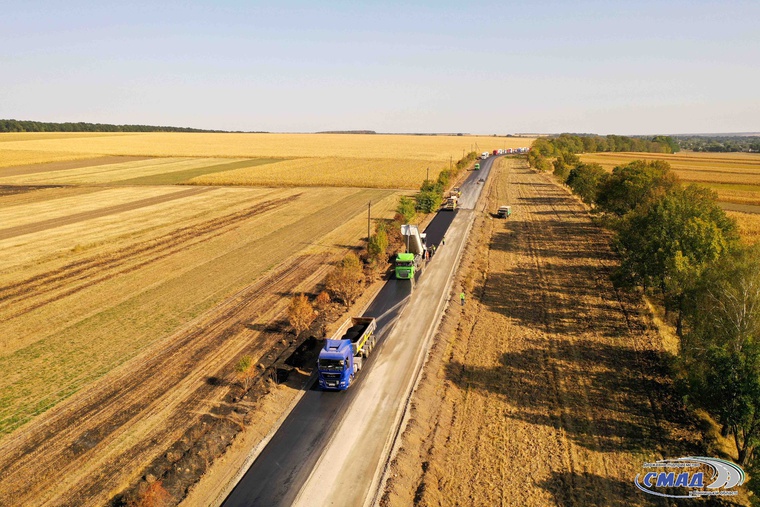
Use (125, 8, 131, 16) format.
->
(460, 292, 465, 306)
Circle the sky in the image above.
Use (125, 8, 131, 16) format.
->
(1, 0, 758, 135)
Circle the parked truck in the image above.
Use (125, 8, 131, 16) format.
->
(317, 317, 377, 390)
(481, 152, 489, 160)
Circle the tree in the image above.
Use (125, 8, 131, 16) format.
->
(315, 291, 331, 312)
(326, 253, 364, 306)
(596, 160, 679, 216)
(396, 196, 416, 223)
(288, 293, 317, 337)
(614, 185, 738, 335)
(367, 223, 389, 261)
(552, 151, 580, 181)
(235, 355, 255, 390)
(566, 163, 607, 205)
(415, 190, 443, 213)
(680, 245, 760, 465)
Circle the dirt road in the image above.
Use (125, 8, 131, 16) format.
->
(381, 158, 709, 506)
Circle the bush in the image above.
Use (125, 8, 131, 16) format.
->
(367, 224, 389, 261)
(596, 160, 679, 216)
(235, 355, 255, 390)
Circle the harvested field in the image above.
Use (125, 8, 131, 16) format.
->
(382, 158, 724, 506)
(190, 157, 443, 189)
(0, 132, 533, 161)
(579, 151, 760, 206)
(0, 179, 403, 505)
(0, 157, 283, 186)
(728, 210, 760, 244)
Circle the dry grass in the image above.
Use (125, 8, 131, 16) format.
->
(0, 132, 533, 161)
(190, 156, 443, 189)
(580, 151, 760, 205)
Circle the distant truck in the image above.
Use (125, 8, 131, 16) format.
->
(474, 162, 480, 170)
(497, 205, 512, 218)
(481, 152, 489, 160)
(317, 317, 377, 390)
(492, 150, 499, 156)
(442, 196, 458, 211)
(450, 187, 462, 198)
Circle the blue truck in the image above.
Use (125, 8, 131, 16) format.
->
(317, 317, 377, 390)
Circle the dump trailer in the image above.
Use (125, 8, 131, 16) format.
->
(317, 317, 377, 390)
(450, 187, 462, 198)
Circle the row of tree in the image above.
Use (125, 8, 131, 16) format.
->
(0, 119, 224, 133)
(528, 134, 679, 173)
(556, 155, 760, 482)
(674, 135, 760, 153)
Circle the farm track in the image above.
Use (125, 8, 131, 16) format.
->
(0, 250, 334, 507)
(0, 194, 299, 319)
(383, 159, 705, 506)
(0, 186, 215, 241)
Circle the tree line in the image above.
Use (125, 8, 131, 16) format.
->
(674, 135, 760, 153)
(0, 119, 226, 133)
(552, 152, 760, 490)
(527, 133, 679, 173)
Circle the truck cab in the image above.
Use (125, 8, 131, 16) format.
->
(395, 252, 417, 279)
(317, 340, 354, 390)
(474, 162, 480, 170)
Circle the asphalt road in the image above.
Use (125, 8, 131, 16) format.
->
(222, 155, 498, 507)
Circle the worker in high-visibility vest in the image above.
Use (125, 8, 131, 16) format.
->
(460, 292, 465, 306)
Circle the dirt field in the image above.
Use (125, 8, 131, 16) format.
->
(381, 157, 728, 506)
(579, 151, 760, 206)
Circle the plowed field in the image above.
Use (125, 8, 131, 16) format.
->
(382, 158, 720, 506)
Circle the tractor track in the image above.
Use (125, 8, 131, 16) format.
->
(0, 194, 300, 320)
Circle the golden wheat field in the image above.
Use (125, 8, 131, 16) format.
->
(728, 211, 760, 244)
(579, 151, 760, 206)
(0, 132, 532, 189)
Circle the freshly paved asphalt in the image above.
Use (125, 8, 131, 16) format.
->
(222, 155, 498, 507)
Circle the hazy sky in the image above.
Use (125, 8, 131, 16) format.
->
(1, 0, 758, 135)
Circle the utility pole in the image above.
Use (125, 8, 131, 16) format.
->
(426, 167, 429, 182)
(367, 201, 371, 241)
(450, 156, 452, 172)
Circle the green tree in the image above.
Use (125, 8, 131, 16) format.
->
(396, 196, 416, 223)
(552, 151, 580, 181)
(566, 163, 607, 205)
(415, 190, 443, 213)
(596, 160, 679, 216)
(680, 245, 760, 465)
(367, 223, 389, 260)
(614, 185, 738, 335)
